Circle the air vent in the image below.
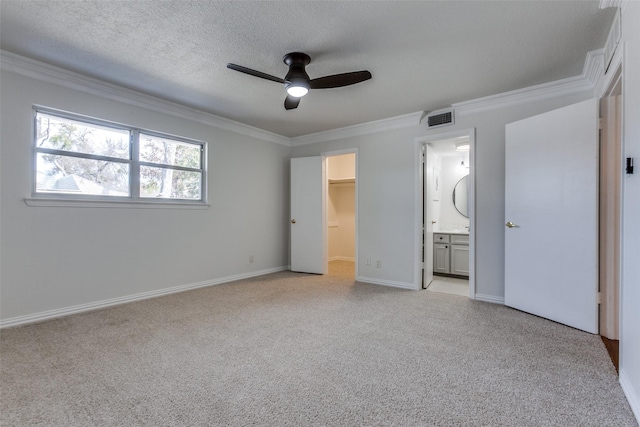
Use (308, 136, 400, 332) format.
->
(426, 108, 454, 128)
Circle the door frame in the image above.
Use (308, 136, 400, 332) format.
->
(598, 45, 624, 340)
(322, 148, 359, 278)
(414, 128, 476, 297)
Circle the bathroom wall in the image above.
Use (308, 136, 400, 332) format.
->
(437, 155, 470, 231)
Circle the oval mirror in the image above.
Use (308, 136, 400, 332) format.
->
(453, 175, 469, 218)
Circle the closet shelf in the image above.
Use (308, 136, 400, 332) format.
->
(328, 178, 355, 185)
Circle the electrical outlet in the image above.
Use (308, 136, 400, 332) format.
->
(376, 260, 382, 268)
(365, 257, 371, 266)
(249, 255, 254, 263)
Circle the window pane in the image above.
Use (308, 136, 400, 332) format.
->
(36, 112, 130, 159)
(36, 153, 130, 196)
(139, 134, 201, 168)
(140, 166, 201, 200)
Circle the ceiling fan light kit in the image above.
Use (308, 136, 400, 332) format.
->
(227, 52, 371, 110)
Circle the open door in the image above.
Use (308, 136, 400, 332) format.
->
(291, 156, 324, 274)
(423, 144, 434, 288)
(505, 98, 598, 334)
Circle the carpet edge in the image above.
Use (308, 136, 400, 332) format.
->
(0, 266, 289, 329)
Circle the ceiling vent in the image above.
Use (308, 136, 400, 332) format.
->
(425, 108, 454, 129)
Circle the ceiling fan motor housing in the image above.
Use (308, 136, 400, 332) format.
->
(284, 52, 311, 92)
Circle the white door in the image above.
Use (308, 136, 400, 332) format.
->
(505, 98, 598, 334)
(291, 156, 324, 274)
(423, 144, 435, 288)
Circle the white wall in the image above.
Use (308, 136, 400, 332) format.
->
(618, 2, 640, 420)
(0, 70, 290, 324)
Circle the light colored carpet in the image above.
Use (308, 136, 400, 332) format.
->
(1, 263, 637, 426)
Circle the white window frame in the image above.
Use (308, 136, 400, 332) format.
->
(26, 107, 209, 209)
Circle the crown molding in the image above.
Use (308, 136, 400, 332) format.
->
(582, 49, 605, 85)
(0, 50, 291, 146)
(599, 0, 629, 10)
(290, 111, 423, 146)
(454, 50, 602, 117)
(2, 48, 606, 148)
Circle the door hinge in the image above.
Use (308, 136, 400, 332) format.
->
(597, 291, 602, 304)
(599, 118, 604, 130)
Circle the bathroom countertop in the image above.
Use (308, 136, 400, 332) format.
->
(434, 230, 469, 235)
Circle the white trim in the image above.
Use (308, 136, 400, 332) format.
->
(597, 41, 624, 98)
(599, 0, 630, 10)
(582, 49, 606, 85)
(291, 112, 423, 146)
(620, 369, 640, 422)
(454, 74, 593, 116)
(357, 276, 417, 290)
(0, 50, 291, 146)
(475, 294, 505, 305)
(454, 50, 603, 117)
(25, 197, 210, 209)
(0, 266, 288, 329)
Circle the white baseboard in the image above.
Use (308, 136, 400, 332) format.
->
(328, 256, 355, 262)
(474, 293, 505, 304)
(0, 266, 289, 329)
(357, 276, 418, 290)
(620, 369, 640, 423)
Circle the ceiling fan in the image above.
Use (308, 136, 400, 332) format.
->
(227, 52, 372, 110)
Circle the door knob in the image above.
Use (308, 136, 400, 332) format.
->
(291, 219, 296, 224)
(431, 221, 437, 224)
(505, 221, 519, 228)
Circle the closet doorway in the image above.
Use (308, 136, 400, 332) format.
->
(325, 151, 357, 280)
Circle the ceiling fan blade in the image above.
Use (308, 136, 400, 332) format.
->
(284, 95, 301, 110)
(226, 63, 285, 84)
(309, 70, 372, 89)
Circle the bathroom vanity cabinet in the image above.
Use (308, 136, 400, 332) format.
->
(433, 233, 469, 277)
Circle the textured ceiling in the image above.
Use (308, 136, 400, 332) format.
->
(0, 1, 615, 138)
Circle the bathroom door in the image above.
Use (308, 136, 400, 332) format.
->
(290, 156, 325, 274)
(504, 98, 598, 334)
(423, 144, 434, 288)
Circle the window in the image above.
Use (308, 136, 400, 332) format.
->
(33, 108, 207, 205)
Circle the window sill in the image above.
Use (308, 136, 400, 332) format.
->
(24, 197, 210, 209)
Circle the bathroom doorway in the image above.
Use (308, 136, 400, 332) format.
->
(325, 151, 357, 280)
(418, 130, 475, 297)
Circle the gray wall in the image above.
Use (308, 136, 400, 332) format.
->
(290, 90, 592, 298)
(0, 70, 290, 322)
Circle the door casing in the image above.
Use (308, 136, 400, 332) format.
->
(599, 61, 623, 340)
